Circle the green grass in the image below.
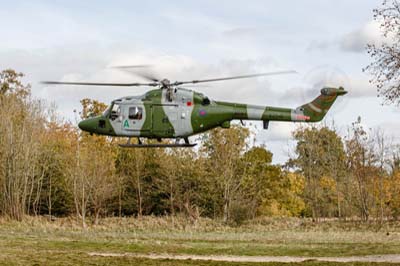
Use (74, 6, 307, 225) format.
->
(0, 216, 399, 265)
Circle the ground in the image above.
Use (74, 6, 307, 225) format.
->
(1, 216, 400, 265)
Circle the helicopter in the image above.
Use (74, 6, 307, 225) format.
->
(43, 68, 347, 148)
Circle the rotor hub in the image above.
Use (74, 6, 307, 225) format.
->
(160, 78, 171, 88)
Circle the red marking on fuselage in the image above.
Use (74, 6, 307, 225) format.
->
(187, 101, 192, 106)
(296, 115, 310, 121)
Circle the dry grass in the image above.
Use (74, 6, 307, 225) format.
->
(3, 215, 399, 233)
(1, 216, 400, 265)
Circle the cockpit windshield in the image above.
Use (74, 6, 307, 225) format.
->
(102, 105, 112, 117)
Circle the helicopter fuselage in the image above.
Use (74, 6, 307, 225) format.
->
(78, 87, 347, 141)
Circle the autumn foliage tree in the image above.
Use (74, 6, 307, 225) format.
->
(365, 0, 400, 105)
(289, 125, 347, 220)
(0, 70, 46, 220)
(202, 126, 249, 223)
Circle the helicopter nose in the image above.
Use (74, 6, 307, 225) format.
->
(78, 119, 93, 132)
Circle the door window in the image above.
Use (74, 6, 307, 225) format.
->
(129, 106, 143, 120)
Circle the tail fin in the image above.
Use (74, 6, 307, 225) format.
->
(297, 87, 347, 122)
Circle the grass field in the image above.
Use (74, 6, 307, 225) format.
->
(1, 216, 400, 265)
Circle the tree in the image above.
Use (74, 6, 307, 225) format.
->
(158, 149, 188, 217)
(241, 147, 288, 217)
(0, 69, 30, 97)
(374, 129, 391, 223)
(202, 126, 249, 223)
(157, 148, 205, 222)
(388, 170, 400, 219)
(115, 146, 148, 217)
(345, 118, 380, 221)
(36, 120, 75, 218)
(67, 99, 116, 226)
(0, 69, 46, 220)
(289, 125, 346, 220)
(365, 0, 400, 105)
(279, 172, 306, 217)
(80, 135, 116, 225)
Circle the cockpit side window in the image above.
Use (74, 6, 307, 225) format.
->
(129, 106, 143, 120)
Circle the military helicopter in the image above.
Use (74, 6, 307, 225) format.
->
(43, 68, 347, 148)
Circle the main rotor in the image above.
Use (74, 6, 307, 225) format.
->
(42, 65, 297, 90)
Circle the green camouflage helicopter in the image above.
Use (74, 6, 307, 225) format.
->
(43, 69, 347, 148)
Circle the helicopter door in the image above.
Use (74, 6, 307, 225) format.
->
(108, 102, 123, 133)
(121, 104, 148, 134)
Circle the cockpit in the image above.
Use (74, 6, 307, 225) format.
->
(102, 101, 122, 121)
(110, 103, 121, 120)
(102, 105, 112, 117)
(102, 101, 143, 122)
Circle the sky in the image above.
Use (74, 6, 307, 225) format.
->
(0, 0, 398, 163)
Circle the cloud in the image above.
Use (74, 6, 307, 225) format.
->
(339, 21, 385, 53)
(0, 3, 106, 50)
(307, 40, 333, 52)
(257, 122, 296, 142)
(277, 66, 372, 106)
(223, 27, 260, 37)
(347, 76, 376, 98)
(308, 21, 389, 54)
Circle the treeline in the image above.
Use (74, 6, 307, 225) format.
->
(289, 122, 400, 222)
(0, 69, 399, 226)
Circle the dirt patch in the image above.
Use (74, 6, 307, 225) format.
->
(88, 252, 400, 263)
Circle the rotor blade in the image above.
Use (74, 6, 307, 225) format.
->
(110, 64, 152, 69)
(133, 72, 159, 82)
(111, 65, 160, 82)
(173, 70, 297, 86)
(41, 81, 159, 87)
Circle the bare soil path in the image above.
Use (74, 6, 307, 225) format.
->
(88, 252, 400, 263)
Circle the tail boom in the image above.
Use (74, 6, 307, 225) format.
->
(231, 87, 347, 123)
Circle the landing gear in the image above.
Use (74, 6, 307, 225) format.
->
(118, 137, 196, 148)
(184, 137, 190, 145)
